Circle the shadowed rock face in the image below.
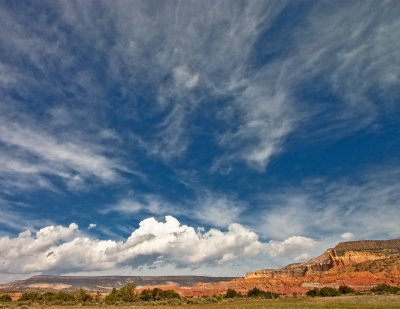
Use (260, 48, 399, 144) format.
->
(246, 239, 400, 279)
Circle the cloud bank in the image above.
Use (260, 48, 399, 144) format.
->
(0, 216, 314, 276)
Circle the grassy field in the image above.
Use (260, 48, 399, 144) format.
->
(1, 295, 400, 309)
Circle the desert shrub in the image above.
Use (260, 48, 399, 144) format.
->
(105, 283, 137, 303)
(56, 291, 75, 302)
(339, 285, 355, 294)
(19, 291, 41, 301)
(74, 288, 93, 302)
(151, 288, 163, 301)
(185, 297, 199, 304)
(247, 287, 263, 297)
(247, 287, 278, 298)
(104, 288, 119, 304)
(40, 292, 56, 302)
(139, 289, 153, 301)
(119, 283, 137, 302)
(225, 289, 241, 298)
(319, 287, 340, 297)
(0, 294, 12, 302)
(19, 289, 93, 304)
(371, 284, 400, 294)
(306, 288, 319, 297)
(41, 291, 75, 303)
(160, 289, 180, 299)
(306, 287, 339, 297)
(139, 288, 180, 301)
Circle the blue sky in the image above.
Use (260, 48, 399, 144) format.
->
(0, 0, 400, 282)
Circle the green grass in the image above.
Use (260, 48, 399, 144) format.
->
(1, 295, 400, 308)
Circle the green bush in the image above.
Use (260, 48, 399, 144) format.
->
(319, 287, 340, 297)
(159, 289, 181, 299)
(105, 288, 119, 303)
(139, 288, 180, 301)
(306, 287, 339, 297)
(40, 291, 75, 303)
(0, 294, 12, 302)
(139, 289, 153, 301)
(19, 291, 41, 301)
(306, 288, 318, 297)
(19, 289, 93, 304)
(225, 288, 241, 298)
(74, 288, 93, 302)
(339, 285, 355, 294)
(119, 283, 137, 302)
(40, 292, 56, 302)
(371, 284, 400, 294)
(105, 283, 137, 303)
(247, 287, 279, 298)
(151, 288, 164, 301)
(247, 287, 263, 297)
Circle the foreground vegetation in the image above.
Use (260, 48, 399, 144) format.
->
(0, 284, 281, 306)
(306, 284, 400, 297)
(0, 283, 399, 308)
(0, 295, 400, 309)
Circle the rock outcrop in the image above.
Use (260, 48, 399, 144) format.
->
(246, 239, 400, 279)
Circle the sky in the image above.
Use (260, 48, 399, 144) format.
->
(0, 0, 400, 283)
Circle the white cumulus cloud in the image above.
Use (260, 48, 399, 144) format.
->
(0, 216, 315, 277)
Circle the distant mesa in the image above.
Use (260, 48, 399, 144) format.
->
(0, 275, 238, 292)
(246, 239, 400, 279)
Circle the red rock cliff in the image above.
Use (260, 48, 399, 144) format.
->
(246, 239, 400, 279)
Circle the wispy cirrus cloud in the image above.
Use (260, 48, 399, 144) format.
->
(0, 118, 124, 192)
(49, 0, 291, 168)
(1, 0, 398, 177)
(254, 166, 400, 241)
(0, 2, 127, 193)
(105, 1, 399, 171)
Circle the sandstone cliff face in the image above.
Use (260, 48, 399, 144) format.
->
(246, 239, 400, 279)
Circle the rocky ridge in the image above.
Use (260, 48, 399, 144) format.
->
(246, 239, 400, 279)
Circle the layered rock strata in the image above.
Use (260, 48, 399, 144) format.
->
(246, 239, 400, 279)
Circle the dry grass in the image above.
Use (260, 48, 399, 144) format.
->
(1, 295, 400, 309)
